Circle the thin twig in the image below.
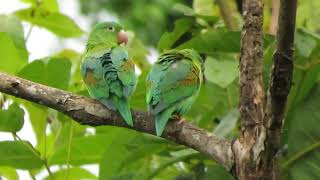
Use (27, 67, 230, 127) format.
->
(25, 25, 34, 43)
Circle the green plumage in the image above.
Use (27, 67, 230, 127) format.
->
(146, 49, 203, 136)
(81, 22, 137, 126)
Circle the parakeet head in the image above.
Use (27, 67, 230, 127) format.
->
(179, 49, 204, 73)
(86, 22, 128, 50)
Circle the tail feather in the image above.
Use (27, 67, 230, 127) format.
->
(116, 99, 133, 127)
(155, 107, 175, 136)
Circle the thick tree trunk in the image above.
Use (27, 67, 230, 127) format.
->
(233, 0, 297, 179)
(233, 0, 268, 179)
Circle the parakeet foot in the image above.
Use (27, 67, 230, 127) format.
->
(171, 114, 186, 124)
(178, 117, 187, 124)
(171, 114, 181, 120)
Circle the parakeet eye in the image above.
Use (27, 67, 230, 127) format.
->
(107, 26, 115, 32)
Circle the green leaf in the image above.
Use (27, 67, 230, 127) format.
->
(0, 166, 18, 180)
(23, 102, 47, 144)
(282, 84, 320, 179)
(44, 167, 97, 180)
(173, 4, 196, 16)
(19, 0, 37, 6)
(173, 4, 218, 24)
(130, 72, 148, 110)
(204, 55, 239, 88)
(193, 0, 214, 16)
(48, 133, 115, 165)
(0, 15, 28, 60)
(177, 31, 240, 54)
(0, 141, 43, 169)
(213, 109, 239, 138)
(41, 0, 59, 12)
(157, 18, 194, 51)
(286, 28, 320, 110)
(15, 8, 83, 37)
(295, 29, 318, 58)
(187, 81, 239, 130)
(20, 0, 59, 12)
(99, 129, 139, 179)
(0, 32, 26, 73)
(46, 58, 72, 90)
(99, 128, 167, 179)
(17, 60, 47, 84)
(0, 103, 24, 132)
(177, 31, 274, 54)
(18, 58, 72, 90)
(128, 34, 150, 70)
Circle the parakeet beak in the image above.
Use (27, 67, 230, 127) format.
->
(117, 30, 128, 45)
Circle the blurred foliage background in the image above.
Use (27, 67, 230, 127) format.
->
(0, 0, 320, 179)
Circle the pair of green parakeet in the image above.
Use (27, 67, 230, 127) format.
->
(81, 22, 203, 136)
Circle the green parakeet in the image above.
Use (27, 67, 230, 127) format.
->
(146, 49, 204, 136)
(81, 22, 137, 126)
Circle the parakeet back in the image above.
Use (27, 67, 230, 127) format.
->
(146, 49, 203, 136)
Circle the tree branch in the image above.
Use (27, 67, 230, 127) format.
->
(264, 0, 297, 170)
(238, 0, 265, 129)
(0, 72, 234, 170)
(215, 0, 240, 30)
(269, 0, 280, 35)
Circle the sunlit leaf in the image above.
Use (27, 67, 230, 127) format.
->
(0, 15, 28, 60)
(41, 0, 59, 12)
(15, 8, 83, 37)
(44, 167, 97, 180)
(193, 0, 214, 16)
(0, 33, 26, 73)
(19, 0, 37, 5)
(0, 166, 18, 180)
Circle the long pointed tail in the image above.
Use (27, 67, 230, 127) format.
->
(155, 107, 175, 136)
(116, 99, 133, 127)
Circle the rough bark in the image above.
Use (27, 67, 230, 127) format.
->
(263, 0, 297, 175)
(233, 0, 268, 179)
(0, 72, 234, 170)
(233, 0, 297, 179)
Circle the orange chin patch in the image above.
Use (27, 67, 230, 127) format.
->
(84, 71, 97, 85)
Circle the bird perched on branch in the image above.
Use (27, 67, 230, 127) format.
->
(146, 49, 204, 136)
(81, 22, 137, 126)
